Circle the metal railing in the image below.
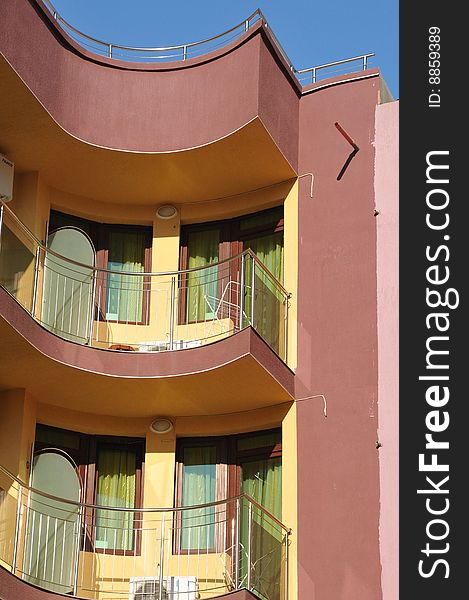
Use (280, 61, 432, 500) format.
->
(42, 0, 263, 62)
(0, 203, 290, 361)
(295, 53, 375, 84)
(0, 463, 291, 600)
(40, 0, 373, 83)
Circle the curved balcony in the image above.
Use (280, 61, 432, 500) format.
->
(0, 203, 294, 416)
(0, 203, 289, 361)
(41, 0, 374, 83)
(0, 463, 291, 600)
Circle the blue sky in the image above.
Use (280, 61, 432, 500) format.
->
(47, 0, 398, 97)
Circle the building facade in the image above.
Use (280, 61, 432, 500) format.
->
(0, 1, 399, 600)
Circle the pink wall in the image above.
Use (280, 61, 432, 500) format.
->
(375, 100, 399, 600)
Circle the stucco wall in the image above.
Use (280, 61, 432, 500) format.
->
(295, 75, 383, 600)
(375, 100, 399, 600)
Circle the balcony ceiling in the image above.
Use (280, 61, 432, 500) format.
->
(0, 289, 294, 417)
(0, 57, 296, 205)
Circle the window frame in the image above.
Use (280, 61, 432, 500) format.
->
(87, 436, 145, 556)
(178, 207, 284, 327)
(48, 211, 153, 326)
(174, 429, 282, 555)
(173, 437, 227, 555)
(34, 424, 145, 556)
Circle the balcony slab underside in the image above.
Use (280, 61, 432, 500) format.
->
(0, 567, 259, 600)
(0, 288, 294, 417)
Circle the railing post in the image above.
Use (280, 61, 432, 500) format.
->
(239, 253, 245, 331)
(244, 19, 249, 31)
(250, 254, 255, 328)
(247, 501, 253, 590)
(234, 498, 240, 589)
(158, 513, 166, 600)
(88, 269, 97, 346)
(183, 45, 187, 60)
(169, 276, 176, 350)
(108, 44, 113, 58)
(12, 484, 23, 576)
(363, 54, 368, 70)
(72, 504, 83, 596)
(284, 293, 289, 363)
(284, 531, 289, 600)
(312, 67, 317, 84)
(31, 246, 41, 318)
(0, 204, 4, 253)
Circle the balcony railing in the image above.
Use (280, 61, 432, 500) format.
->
(40, 0, 374, 83)
(0, 203, 290, 361)
(0, 463, 291, 600)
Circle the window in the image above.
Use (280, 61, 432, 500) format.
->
(179, 207, 284, 335)
(186, 228, 220, 322)
(48, 211, 152, 324)
(179, 207, 284, 282)
(175, 429, 281, 552)
(34, 424, 145, 554)
(180, 445, 217, 550)
(94, 443, 141, 551)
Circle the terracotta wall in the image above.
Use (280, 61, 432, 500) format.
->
(0, 0, 297, 167)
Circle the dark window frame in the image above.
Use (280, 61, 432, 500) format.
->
(87, 436, 145, 556)
(174, 429, 282, 555)
(173, 437, 227, 555)
(178, 207, 284, 327)
(34, 424, 145, 556)
(48, 211, 153, 326)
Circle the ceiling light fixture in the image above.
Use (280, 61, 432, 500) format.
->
(156, 205, 178, 220)
(149, 417, 174, 434)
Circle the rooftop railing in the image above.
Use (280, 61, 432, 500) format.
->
(0, 203, 290, 361)
(40, 0, 374, 83)
(0, 463, 291, 600)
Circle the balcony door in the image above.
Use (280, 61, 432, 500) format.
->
(237, 432, 283, 600)
(24, 450, 81, 594)
(179, 207, 284, 340)
(42, 227, 95, 343)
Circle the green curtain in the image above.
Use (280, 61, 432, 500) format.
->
(240, 457, 283, 600)
(106, 231, 145, 322)
(241, 456, 282, 533)
(244, 232, 284, 353)
(247, 232, 284, 284)
(186, 230, 219, 323)
(95, 449, 137, 551)
(181, 446, 216, 550)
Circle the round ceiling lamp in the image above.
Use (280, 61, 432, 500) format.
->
(156, 205, 178, 220)
(149, 417, 174, 434)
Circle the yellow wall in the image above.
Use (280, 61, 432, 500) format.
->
(282, 403, 298, 600)
(0, 389, 36, 481)
(283, 181, 298, 370)
(0, 389, 37, 572)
